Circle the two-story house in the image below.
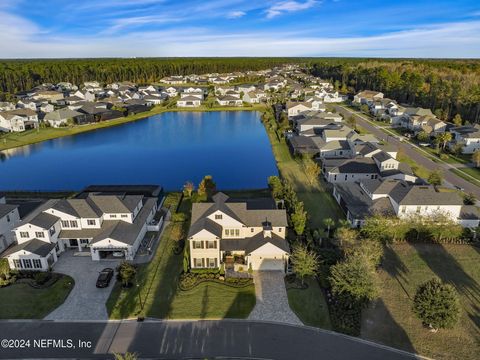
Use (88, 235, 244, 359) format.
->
(188, 193, 290, 272)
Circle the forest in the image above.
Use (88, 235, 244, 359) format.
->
(0, 57, 479, 123)
(308, 58, 480, 123)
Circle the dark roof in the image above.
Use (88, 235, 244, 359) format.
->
(460, 206, 480, 220)
(219, 232, 289, 254)
(0, 204, 18, 218)
(398, 186, 463, 206)
(329, 158, 379, 174)
(2, 239, 56, 257)
(30, 212, 59, 229)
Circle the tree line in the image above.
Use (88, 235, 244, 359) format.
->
(308, 58, 480, 123)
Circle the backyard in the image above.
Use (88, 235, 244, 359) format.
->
(107, 193, 256, 320)
(0, 275, 74, 319)
(361, 243, 480, 360)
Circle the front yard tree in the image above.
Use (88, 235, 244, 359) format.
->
(335, 226, 357, 251)
(118, 262, 137, 288)
(473, 150, 480, 167)
(290, 244, 319, 285)
(291, 201, 307, 235)
(329, 255, 378, 302)
(463, 193, 476, 205)
(416, 131, 430, 142)
(413, 278, 460, 332)
(428, 170, 443, 186)
(452, 114, 463, 127)
(436, 132, 452, 151)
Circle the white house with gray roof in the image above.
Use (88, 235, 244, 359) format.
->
(3, 194, 157, 271)
(188, 193, 290, 272)
(0, 203, 20, 254)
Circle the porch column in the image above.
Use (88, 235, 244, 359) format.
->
(78, 240, 82, 252)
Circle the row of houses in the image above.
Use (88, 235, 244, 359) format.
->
(353, 90, 480, 154)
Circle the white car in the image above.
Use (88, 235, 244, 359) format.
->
(112, 251, 124, 257)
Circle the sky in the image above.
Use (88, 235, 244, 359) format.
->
(1, 0, 479, 58)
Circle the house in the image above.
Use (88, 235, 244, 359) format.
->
(0, 109, 39, 132)
(216, 95, 243, 107)
(293, 112, 343, 133)
(3, 194, 158, 271)
(177, 92, 203, 107)
(161, 76, 186, 85)
(333, 179, 478, 228)
(243, 91, 265, 104)
(0, 203, 20, 254)
(44, 108, 84, 127)
(287, 101, 325, 117)
(16, 100, 37, 110)
(0, 102, 15, 111)
(448, 125, 480, 154)
(393, 107, 445, 134)
(353, 90, 384, 105)
(32, 90, 64, 103)
(39, 103, 55, 113)
(188, 193, 290, 271)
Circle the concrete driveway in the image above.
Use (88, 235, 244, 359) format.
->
(44, 251, 121, 321)
(248, 271, 302, 325)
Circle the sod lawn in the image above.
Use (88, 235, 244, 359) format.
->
(0, 275, 74, 319)
(361, 243, 480, 360)
(107, 193, 256, 320)
(286, 277, 332, 329)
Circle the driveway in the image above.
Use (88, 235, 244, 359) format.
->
(44, 251, 121, 321)
(248, 271, 302, 325)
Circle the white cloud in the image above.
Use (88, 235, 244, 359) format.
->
(227, 11, 246, 19)
(266, 0, 317, 19)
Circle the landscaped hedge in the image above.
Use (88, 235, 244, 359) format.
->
(179, 272, 252, 291)
(326, 290, 364, 336)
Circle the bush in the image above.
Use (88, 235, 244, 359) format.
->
(327, 291, 364, 336)
(171, 212, 188, 223)
(34, 272, 51, 285)
(439, 153, 449, 160)
(117, 262, 137, 288)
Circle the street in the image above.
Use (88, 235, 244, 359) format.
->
(0, 320, 420, 359)
(334, 105, 480, 199)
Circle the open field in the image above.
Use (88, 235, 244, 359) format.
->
(0, 275, 74, 319)
(361, 243, 480, 360)
(0, 104, 266, 151)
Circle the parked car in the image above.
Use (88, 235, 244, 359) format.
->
(96, 268, 114, 288)
(112, 251, 124, 257)
(419, 142, 430, 147)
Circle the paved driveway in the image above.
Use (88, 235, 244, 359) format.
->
(44, 251, 121, 321)
(248, 271, 302, 325)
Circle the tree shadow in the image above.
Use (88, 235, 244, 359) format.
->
(362, 299, 416, 354)
(468, 303, 480, 335)
(224, 289, 256, 319)
(200, 285, 209, 319)
(382, 245, 411, 299)
(410, 243, 480, 306)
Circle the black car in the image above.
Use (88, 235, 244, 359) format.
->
(96, 268, 114, 288)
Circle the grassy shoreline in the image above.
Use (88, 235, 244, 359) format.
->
(0, 104, 266, 151)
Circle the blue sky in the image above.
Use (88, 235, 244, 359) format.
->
(1, 0, 479, 58)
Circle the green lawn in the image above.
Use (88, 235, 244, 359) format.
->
(450, 168, 480, 187)
(361, 243, 480, 360)
(168, 282, 256, 319)
(286, 277, 332, 329)
(0, 275, 74, 319)
(0, 104, 266, 151)
(265, 127, 344, 228)
(397, 152, 431, 180)
(107, 193, 257, 320)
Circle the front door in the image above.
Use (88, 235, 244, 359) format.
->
(69, 239, 78, 247)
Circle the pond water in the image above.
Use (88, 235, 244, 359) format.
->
(0, 111, 278, 191)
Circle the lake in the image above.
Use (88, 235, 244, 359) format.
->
(0, 111, 278, 191)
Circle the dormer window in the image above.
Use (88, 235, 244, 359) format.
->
(215, 214, 223, 220)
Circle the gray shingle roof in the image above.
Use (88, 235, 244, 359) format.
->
(329, 158, 379, 174)
(2, 239, 56, 257)
(0, 204, 18, 219)
(30, 212, 59, 229)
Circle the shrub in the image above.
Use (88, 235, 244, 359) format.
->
(34, 272, 52, 285)
(117, 262, 137, 288)
(171, 212, 188, 223)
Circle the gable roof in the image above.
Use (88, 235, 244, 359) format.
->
(2, 239, 56, 257)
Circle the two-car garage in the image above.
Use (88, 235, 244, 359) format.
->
(247, 242, 289, 272)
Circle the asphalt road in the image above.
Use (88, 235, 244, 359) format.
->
(0, 320, 420, 360)
(334, 105, 480, 198)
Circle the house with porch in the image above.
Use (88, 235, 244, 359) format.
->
(3, 194, 159, 271)
(188, 193, 290, 272)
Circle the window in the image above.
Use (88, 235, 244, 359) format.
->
(87, 220, 96, 226)
(251, 228, 254, 232)
(61, 220, 70, 228)
(192, 241, 204, 249)
(33, 259, 42, 269)
(110, 214, 117, 218)
(206, 241, 216, 249)
(279, 228, 282, 232)
(22, 259, 32, 269)
(6, 215, 10, 222)
(70, 220, 78, 227)
(49, 227, 55, 236)
(208, 258, 217, 268)
(35, 231, 45, 238)
(215, 214, 223, 220)
(401, 206, 406, 213)
(80, 239, 89, 245)
(225, 229, 230, 236)
(13, 259, 21, 269)
(20, 232, 29, 238)
(416, 206, 421, 213)
(235, 229, 240, 237)
(121, 214, 128, 218)
(55, 243, 60, 252)
(194, 258, 204, 268)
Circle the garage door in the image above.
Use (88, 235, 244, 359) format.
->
(249, 256, 285, 271)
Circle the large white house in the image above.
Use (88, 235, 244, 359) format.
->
(188, 193, 290, 272)
(0, 201, 20, 254)
(448, 125, 480, 154)
(177, 91, 203, 107)
(3, 194, 158, 271)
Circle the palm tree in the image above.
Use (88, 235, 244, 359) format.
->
(323, 218, 335, 237)
(437, 132, 452, 151)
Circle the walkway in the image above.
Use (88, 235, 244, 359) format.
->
(248, 271, 302, 325)
(44, 251, 121, 321)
